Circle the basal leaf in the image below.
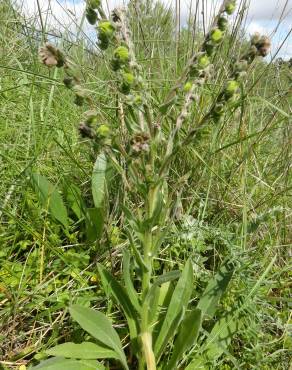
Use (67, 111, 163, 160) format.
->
(69, 305, 128, 370)
(30, 173, 69, 229)
(85, 208, 104, 242)
(92, 152, 107, 209)
(46, 342, 118, 360)
(32, 357, 104, 370)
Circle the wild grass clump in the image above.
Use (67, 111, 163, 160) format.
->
(0, 0, 291, 369)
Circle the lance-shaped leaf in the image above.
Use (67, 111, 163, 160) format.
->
(32, 357, 105, 370)
(165, 309, 202, 370)
(69, 305, 128, 370)
(154, 259, 193, 358)
(97, 264, 139, 341)
(46, 342, 119, 360)
(92, 152, 107, 208)
(197, 260, 234, 318)
(30, 173, 69, 229)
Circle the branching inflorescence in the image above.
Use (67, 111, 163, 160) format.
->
(37, 0, 271, 369)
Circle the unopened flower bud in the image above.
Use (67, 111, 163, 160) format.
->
(211, 28, 223, 43)
(225, 0, 236, 15)
(256, 35, 271, 57)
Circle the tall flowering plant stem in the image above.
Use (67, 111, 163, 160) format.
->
(35, 0, 271, 369)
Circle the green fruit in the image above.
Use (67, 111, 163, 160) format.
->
(218, 16, 228, 31)
(98, 21, 115, 38)
(97, 124, 110, 137)
(114, 46, 129, 63)
(122, 72, 135, 85)
(86, 7, 97, 25)
(225, 1, 236, 15)
(211, 28, 223, 43)
(198, 54, 210, 69)
(183, 81, 192, 92)
(225, 80, 239, 97)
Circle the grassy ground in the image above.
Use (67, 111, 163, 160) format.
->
(0, 1, 291, 369)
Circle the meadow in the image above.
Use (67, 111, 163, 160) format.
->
(0, 0, 291, 369)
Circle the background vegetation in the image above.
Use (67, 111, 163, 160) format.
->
(0, 0, 291, 369)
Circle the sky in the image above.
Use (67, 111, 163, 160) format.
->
(15, 0, 292, 59)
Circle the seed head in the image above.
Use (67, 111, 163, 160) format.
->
(39, 43, 65, 68)
(225, 1, 236, 15)
(79, 122, 95, 138)
(211, 28, 223, 43)
(131, 132, 150, 154)
(256, 35, 271, 57)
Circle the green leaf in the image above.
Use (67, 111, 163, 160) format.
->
(32, 357, 104, 370)
(97, 264, 139, 341)
(85, 208, 104, 242)
(197, 260, 234, 318)
(154, 260, 194, 359)
(122, 250, 140, 312)
(46, 342, 118, 360)
(166, 309, 202, 370)
(66, 183, 85, 220)
(69, 305, 128, 370)
(30, 173, 69, 228)
(92, 152, 107, 208)
(153, 270, 181, 287)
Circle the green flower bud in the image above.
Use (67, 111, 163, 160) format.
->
(225, 80, 239, 98)
(183, 81, 192, 92)
(234, 60, 248, 73)
(211, 28, 223, 43)
(120, 83, 131, 95)
(86, 7, 98, 25)
(218, 16, 228, 31)
(97, 124, 111, 137)
(198, 54, 210, 69)
(122, 72, 135, 85)
(98, 21, 115, 39)
(134, 95, 143, 105)
(87, 0, 100, 9)
(114, 46, 129, 63)
(225, 1, 236, 15)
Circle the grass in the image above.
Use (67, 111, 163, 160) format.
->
(0, 0, 291, 369)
